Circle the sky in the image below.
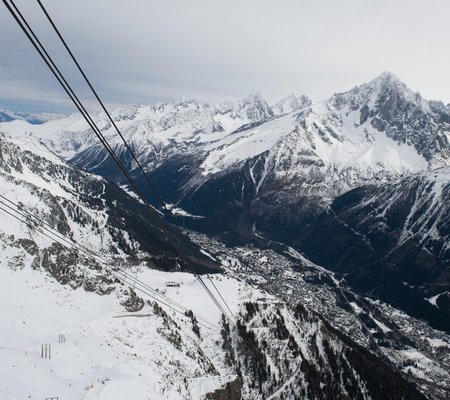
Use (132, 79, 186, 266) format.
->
(0, 0, 449, 113)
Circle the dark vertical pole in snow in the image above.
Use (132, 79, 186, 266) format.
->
(41, 344, 51, 358)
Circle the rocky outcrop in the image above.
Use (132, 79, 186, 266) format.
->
(204, 377, 241, 400)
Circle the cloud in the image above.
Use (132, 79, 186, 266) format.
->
(1, 0, 449, 113)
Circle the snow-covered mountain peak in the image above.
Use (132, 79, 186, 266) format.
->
(242, 91, 267, 104)
(372, 70, 402, 85)
(215, 92, 273, 118)
(109, 104, 142, 122)
(152, 97, 202, 112)
(212, 92, 274, 133)
(241, 92, 274, 122)
(325, 72, 450, 164)
(273, 93, 311, 115)
(330, 71, 417, 111)
(370, 71, 429, 109)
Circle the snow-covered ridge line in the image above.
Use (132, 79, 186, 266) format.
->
(1, 71, 447, 197)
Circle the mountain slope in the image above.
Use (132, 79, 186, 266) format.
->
(194, 72, 448, 196)
(292, 168, 450, 332)
(0, 132, 217, 279)
(0, 239, 430, 400)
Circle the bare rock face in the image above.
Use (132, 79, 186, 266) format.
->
(118, 286, 144, 312)
(204, 377, 241, 400)
(40, 242, 116, 294)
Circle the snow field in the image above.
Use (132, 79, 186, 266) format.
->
(0, 262, 252, 399)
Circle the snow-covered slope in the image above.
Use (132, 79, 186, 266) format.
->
(0, 256, 241, 399)
(0, 244, 429, 400)
(0, 132, 215, 280)
(0, 130, 238, 399)
(198, 101, 429, 198)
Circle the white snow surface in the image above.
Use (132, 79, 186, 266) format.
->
(0, 261, 256, 399)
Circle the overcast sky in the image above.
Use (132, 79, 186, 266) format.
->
(1, 0, 449, 113)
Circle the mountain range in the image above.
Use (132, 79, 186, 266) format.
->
(4, 71, 447, 329)
(1, 71, 449, 399)
(0, 128, 437, 400)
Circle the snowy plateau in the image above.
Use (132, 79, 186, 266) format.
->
(0, 72, 449, 399)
